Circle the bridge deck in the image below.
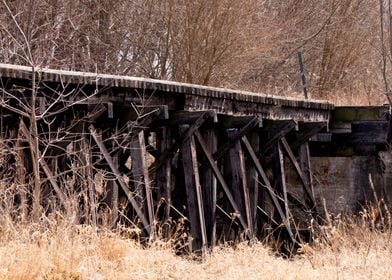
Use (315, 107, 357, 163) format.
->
(0, 63, 332, 122)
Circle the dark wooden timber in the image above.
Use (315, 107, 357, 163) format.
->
(194, 130, 250, 237)
(272, 141, 292, 239)
(180, 125, 208, 255)
(280, 137, 315, 208)
(89, 125, 151, 234)
(260, 120, 297, 155)
(155, 127, 172, 226)
(200, 128, 218, 246)
(241, 136, 295, 242)
(299, 142, 315, 203)
(129, 130, 155, 231)
(246, 132, 260, 232)
(149, 111, 214, 174)
(228, 129, 253, 238)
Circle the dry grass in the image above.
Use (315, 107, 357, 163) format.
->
(0, 214, 391, 280)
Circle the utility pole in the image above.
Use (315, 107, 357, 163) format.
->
(298, 51, 308, 99)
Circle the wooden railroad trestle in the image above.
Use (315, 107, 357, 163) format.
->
(2, 63, 369, 255)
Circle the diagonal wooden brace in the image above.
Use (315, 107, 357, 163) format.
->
(241, 136, 295, 242)
(213, 116, 262, 161)
(280, 137, 316, 209)
(149, 110, 215, 175)
(89, 125, 151, 234)
(194, 129, 251, 238)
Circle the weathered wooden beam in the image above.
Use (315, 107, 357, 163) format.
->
(149, 110, 215, 174)
(271, 141, 291, 235)
(125, 106, 166, 135)
(155, 126, 172, 225)
(110, 153, 119, 228)
(121, 105, 168, 123)
(216, 205, 240, 227)
(89, 125, 151, 234)
(155, 110, 217, 127)
(257, 206, 279, 227)
(228, 129, 253, 237)
(246, 132, 260, 231)
(213, 117, 262, 161)
(200, 128, 217, 246)
(259, 120, 297, 155)
(218, 115, 263, 129)
(130, 130, 155, 231)
(241, 136, 295, 242)
(290, 122, 327, 151)
(180, 125, 208, 256)
(299, 142, 315, 204)
(280, 137, 315, 208)
(194, 130, 250, 238)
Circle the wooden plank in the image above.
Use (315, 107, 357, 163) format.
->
(120, 105, 168, 124)
(89, 125, 151, 234)
(155, 110, 217, 126)
(110, 153, 120, 228)
(259, 120, 297, 155)
(216, 205, 240, 227)
(280, 137, 315, 208)
(213, 117, 261, 161)
(149, 110, 214, 174)
(194, 130, 250, 237)
(218, 115, 263, 129)
(200, 128, 217, 246)
(241, 136, 295, 242)
(272, 141, 290, 234)
(130, 130, 155, 232)
(228, 129, 253, 237)
(246, 132, 259, 231)
(299, 142, 315, 204)
(155, 127, 172, 225)
(180, 125, 207, 256)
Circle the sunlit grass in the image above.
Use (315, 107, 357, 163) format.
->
(0, 211, 391, 280)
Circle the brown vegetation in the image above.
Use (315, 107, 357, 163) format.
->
(1, 0, 391, 104)
(0, 209, 391, 279)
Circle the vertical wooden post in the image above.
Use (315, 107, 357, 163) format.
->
(272, 141, 290, 226)
(180, 125, 207, 255)
(228, 129, 253, 238)
(299, 142, 315, 204)
(109, 153, 119, 228)
(130, 130, 155, 235)
(246, 132, 259, 232)
(156, 127, 172, 225)
(201, 128, 217, 247)
(103, 136, 119, 228)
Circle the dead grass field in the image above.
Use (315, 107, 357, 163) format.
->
(0, 215, 391, 280)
